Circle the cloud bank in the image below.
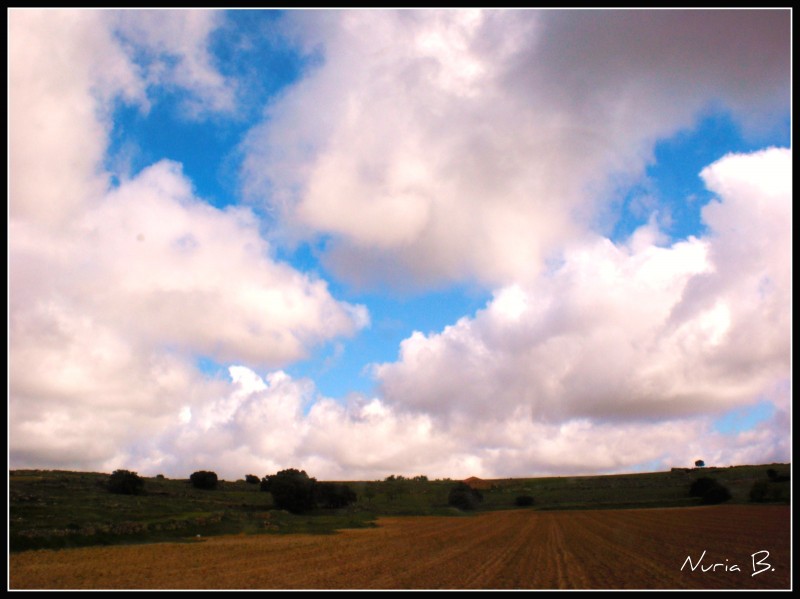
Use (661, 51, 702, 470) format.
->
(242, 9, 789, 289)
(9, 10, 366, 473)
(9, 10, 790, 481)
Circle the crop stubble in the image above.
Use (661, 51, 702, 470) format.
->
(9, 505, 789, 590)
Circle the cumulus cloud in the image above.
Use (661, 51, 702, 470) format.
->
(9, 10, 790, 480)
(111, 10, 237, 116)
(48, 143, 785, 480)
(9, 10, 366, 473)
(374, 148, 790, 464)
(9, 10, 143, 226)
(241, 9, 789, 289)
(111, 365, 788, 481)
(116, 365, 464, 481)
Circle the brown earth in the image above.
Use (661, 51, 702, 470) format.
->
(9, 505, 790, 590)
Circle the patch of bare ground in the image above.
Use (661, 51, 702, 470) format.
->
(9, 505, 789, 590)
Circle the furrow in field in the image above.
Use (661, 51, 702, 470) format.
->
(9, 506, 790, 590)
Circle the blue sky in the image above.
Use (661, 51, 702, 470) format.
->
(9, 9, 791, 480)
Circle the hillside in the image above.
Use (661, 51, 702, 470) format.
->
(9, 463, 790, 552)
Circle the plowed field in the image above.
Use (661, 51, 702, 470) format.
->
(9, 505, 790, 590)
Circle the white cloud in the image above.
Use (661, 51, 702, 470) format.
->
(374, 148, 790, 464)
(109, 365, 788, 481)
(9, 10, 144, 226)
(117, 366, 453, 480)
(242, 9, 789, 289)
(111, 10, 236, 116)
(8, 11, 790, 481)
(9, 10, 366, 474)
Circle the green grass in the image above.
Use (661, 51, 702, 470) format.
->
(9, 464, 789, 552)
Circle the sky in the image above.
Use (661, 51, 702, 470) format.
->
(8, 8, 791, 482)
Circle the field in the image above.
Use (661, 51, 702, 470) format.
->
(10, 505, 790, 589)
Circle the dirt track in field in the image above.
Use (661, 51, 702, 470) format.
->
(9, 505, 790, 590)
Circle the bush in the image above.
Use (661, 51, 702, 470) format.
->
(750, 479, 790, 503)
(701, 483, 732, 504)
(448, 482, 483, 510)
(245, 474, 260, 485)
(262, 469, 317, 513)
(190, 470, 218, 490)
(766, 469, 789, 483)
(107, 469, 145, 495)
(689, 477, 731, 504)
(515, 494, 535, 507)
(689, 477, 717, 498)
(315, 482, 357, 509)
(750, 480, 770, 502)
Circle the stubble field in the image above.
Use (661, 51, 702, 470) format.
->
(10, 505, 789, 590)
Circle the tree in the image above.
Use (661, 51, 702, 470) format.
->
(689, 477, 717, 497)
(689, 477, 731, 505)
(262, 469, 317, 513)
(448, 482, 483, 510)
(107, 469, 145, 495)
(750, 480, 771, 503)
(700, 483, 731, 504)
(515, 494, 535, 507)
(315, 482, 357, 509)
(694, 460, 705, 468)
(190, 470, 218, 490)
(245, 474, 260, 485)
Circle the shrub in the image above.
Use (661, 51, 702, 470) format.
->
(262, 469, 317, 513)
(315, 482, 357, 509)
(750, 480, 770, 502)
(448, 482, 483, 510)
(689, 477, 731, 504)
(190, 470, 218, 490)
(245, 474, 260, 485)
(750, 479, 790, 503)
(515, 494, 535, 507)
(107, 469, 145, 495)
(700, 483, 732, 504)
(766, 469, 790, 483)
(689, 477, 717, 498)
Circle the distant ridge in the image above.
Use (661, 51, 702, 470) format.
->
(463, 476, 493, 490)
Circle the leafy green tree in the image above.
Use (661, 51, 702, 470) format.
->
(245, 474, 260, 484)
(363, 483, 376, 503)
(262, 469, 317, 513)
(107, 469, 145, 495)
(689, 477, 717, 497)
(700, 483, 731, 504)
(315, 482, 357, 509)
(190, 470, 218, 490)
(689, 477, 731, 504)
(448, 482, 483, 510)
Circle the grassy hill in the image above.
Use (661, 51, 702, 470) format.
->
(9, 463, 790, 552)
